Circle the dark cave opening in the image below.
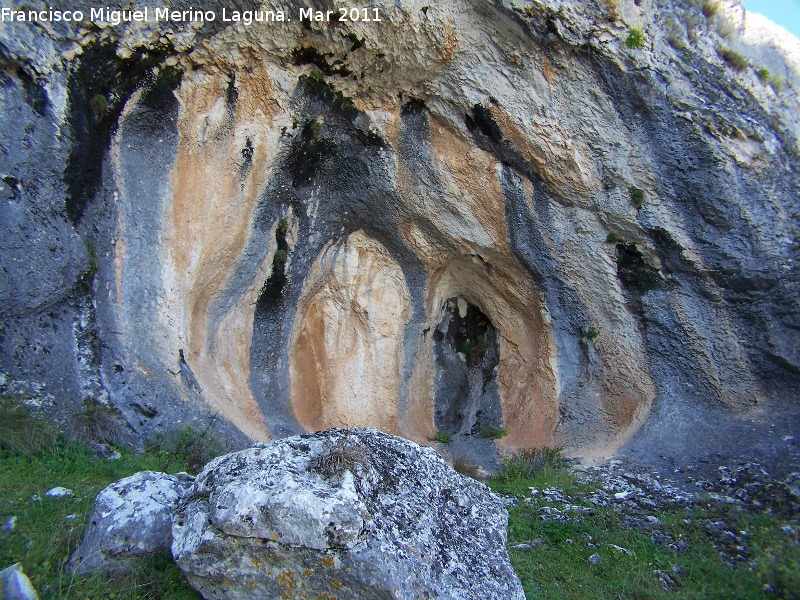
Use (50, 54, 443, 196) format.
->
(255, 218, 289, 311)
(433, 298, 502, 437)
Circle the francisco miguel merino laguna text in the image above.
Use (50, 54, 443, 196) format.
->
(1, 6, 384, 25)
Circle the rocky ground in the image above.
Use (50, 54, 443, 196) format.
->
(500, 457, 799, 594)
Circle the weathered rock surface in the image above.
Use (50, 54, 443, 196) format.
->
(171, 428, 524, 599)
(0, 0, 798, 467)
(69, 471, 193, 574)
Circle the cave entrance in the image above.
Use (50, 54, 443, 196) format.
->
(433, 298, 502, 437)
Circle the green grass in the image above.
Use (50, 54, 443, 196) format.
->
(481, 427, 508, 440)
(0, 434, 205, 598)
(428, 431, 453, 444)
(5, 413, 797, 600)
(489, 451, 800, 599)
(86, 240, 99, 277)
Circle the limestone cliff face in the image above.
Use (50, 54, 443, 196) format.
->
(1, 0, 798, 462)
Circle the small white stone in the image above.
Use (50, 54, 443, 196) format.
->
(45, 487, 75, 499)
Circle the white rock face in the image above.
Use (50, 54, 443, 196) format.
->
(172, 429, 524, 599)
(69, 471, 194, 574)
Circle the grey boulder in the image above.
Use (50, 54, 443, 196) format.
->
(69, 471, 193, 574)
(172, 428, 523, 599)
(0, 563, 38, 600)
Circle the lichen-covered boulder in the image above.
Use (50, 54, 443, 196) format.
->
(172, 428, 523, 599)
(0, 563, 39, 600)
(69, 471, 194, 574)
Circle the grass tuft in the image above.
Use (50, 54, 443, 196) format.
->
(428, 431, 453, 444)
(452, 455, 484, 480)
(490, 447, 574, 496)
(717, 46, 748, 71)
(147, 422, 226, 475)
(307, 434, 374, 483)
(703, 0, 721, 18)
(0, 396, 58, 455)
(69, 398, 131, 447)
(481, 427, 508, 440)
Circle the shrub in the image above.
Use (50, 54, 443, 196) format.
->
(273, 249, 288, 267)
(606, 232, 620, 244)
(90, 93, 109, 115)
(86, 239, 98, 276)
(0, 396, 58, 455)
(428, 431, 453, 444)
(148, 422, 226, 475)
(629, 186, 645, 209)
(756, 67, 771, 84)
(718, 46, 748, 71)
(276, 218, 288, 237)
(586, 327, 600, 341)
(491, 447, 569, 484)
(626, 28, 646, 50)
(457, 335, 489, 358)
(481, 426, 508, 440)
(771, 76, 785, 93)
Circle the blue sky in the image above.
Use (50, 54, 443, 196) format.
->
(742, 0, 800, 40)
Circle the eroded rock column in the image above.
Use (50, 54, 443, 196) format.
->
(290, 230, 410, 432)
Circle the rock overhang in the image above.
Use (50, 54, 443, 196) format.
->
(0, 0, 798, 468)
